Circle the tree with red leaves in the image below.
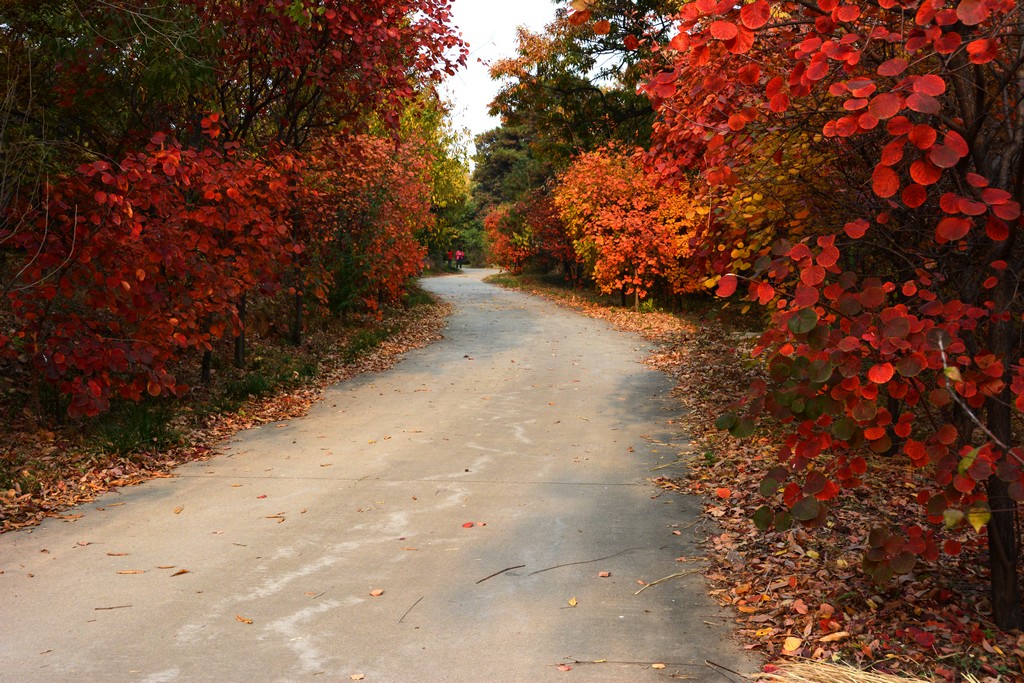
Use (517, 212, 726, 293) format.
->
(619, 0, 1023, 627)
(0, 0, 466, 417)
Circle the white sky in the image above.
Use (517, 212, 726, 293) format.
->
(441, 0, 557, 154)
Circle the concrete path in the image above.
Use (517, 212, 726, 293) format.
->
(0, 269, 757, 682)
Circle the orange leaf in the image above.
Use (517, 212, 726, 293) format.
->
(716, 487, 731, 499)
(235, 615, 253, 624)
(867, 363, 894, 384)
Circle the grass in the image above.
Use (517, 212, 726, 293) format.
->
(342, 327, 390, 363)
(89, 400, 181, 456)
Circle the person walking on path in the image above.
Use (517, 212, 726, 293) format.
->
(455, 248, 464, 270)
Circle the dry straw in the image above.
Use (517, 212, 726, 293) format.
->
(754, 661, 930, 683)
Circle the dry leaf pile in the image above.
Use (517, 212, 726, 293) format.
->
(0, 299, 451, 531)
(490, 277, 1022, 681)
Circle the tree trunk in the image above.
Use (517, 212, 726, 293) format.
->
(290, 289, 303, 346)
(200, 349, 212, 384)
(985, 272, 1022, 630)
(234, 293, 246, 369)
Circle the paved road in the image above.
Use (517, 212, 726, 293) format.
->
(0, 269, 757, 682)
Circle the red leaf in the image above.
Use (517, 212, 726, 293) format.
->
(902, 184, 927, 208)
(801, 265, 826, 286)
(868, 92, 902, 119)
(906, 93, 940, 114)
(913, 74, 946, 97)
(909, 159, 942, 186)
(986, 216, 1010, 241)
(934, 31, 962, 54)
(593, 20, 611, 35)
(725, 26, 755, 54)
(716, 274, 738, 297)
(710, 20, 739, 40)
(740, 0, 771, 29)
(966, 172, 989, 188)
(956, 0, 988, 25)
(877, 58, 908, 77)
(936, 216, 972, 242)
(928, 144, 960, 169)
(943, 130, 969, 158)
(738, 64, 761, 84)
(817, 244, 840, 268)
(908, 124, 936, 150)
(844, 218, 869, 239)
(872, 165, 900, 198)
(716, 487, 731, 499)
(967, 38, 998, 64)
(623, 34, 640, 50)
(880, 138, 906, 166)
(868, 363, 895, 384)
(835, 4, 861, 21)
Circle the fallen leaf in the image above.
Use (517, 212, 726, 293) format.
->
(556, 664, 572, 671)
(257, 495, 267, 499)
(173, 506, 183, 514)
(350, 675, 365, 681)
(76, 541, 92, 547)
(568, 596, 578, 607)
(116, 570, 144, 575)
(652, 663, 667, 669)
(370, 589, 384, 597)
(716, 487, 731, 499)
(171, 569, 190, 577)
(236, 615, 253, 624)
(106, 552, 128, 557)
(818, 631, 850, 643)
(782, 636, 803, 653)
(462, 522, 474, 528)
(598, 571, 611, 578)
(157, 565, 176, 569)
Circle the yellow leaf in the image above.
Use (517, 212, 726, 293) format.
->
(968, 505, 991, 532)
(235, 615, 253, 624)
(782, 636, 802, 653)
(173, 506, 184, 514)
(755, 628, 773, 637)
(568, 597, 578, 607)
(651, 663, 666, 669)
(350, 674, 365, 681)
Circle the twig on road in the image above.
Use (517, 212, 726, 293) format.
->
(94, 605, 132, 611)
(528, 547, 643, 576)
(398, 596, 424, 624)
(634, 570, 701, 595)
(475, 564, 526, 584)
